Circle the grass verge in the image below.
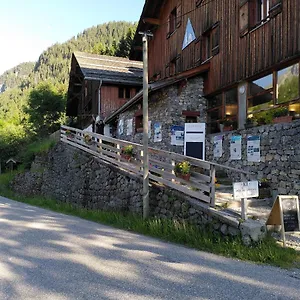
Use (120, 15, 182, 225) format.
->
(0, 174, 299, 269)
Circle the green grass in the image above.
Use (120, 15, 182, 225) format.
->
(0, 173, 299, 269)
(18, 138, 56, 170)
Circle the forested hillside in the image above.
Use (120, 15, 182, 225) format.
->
(0, 21, 137, 167)
(0, 21, 137, 91)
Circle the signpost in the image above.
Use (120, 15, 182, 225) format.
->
(233, 180, 259, 220)
(266, 195, 300, 247)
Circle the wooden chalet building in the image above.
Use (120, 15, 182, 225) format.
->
(105, 0, 299, 143)
(66, 52, 143, 131)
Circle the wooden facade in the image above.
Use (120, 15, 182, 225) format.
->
(131, 0, 299, 95)
(66, 52, 143, 129)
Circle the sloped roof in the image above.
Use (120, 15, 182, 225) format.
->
(74, 52, 143, 85)
(130, 0, 164, 60)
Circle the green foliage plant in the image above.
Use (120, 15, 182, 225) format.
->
(121, 145, 134, 156)
(273, 107, 289, 118)
(174, 161, 191, 175)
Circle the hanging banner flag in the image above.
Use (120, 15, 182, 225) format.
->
(171, 125, 184, 146)
(154, 122, 162, 142)
(126, 119, 133, 136)
(230, 135, 242, 160)
(118, 118, 124, 135)
(247, 135, 261, 162)
(182, 18, 196, 50)
(213, 135, 223, 158)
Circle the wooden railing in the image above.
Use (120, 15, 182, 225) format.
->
(61, 125, 251, 207)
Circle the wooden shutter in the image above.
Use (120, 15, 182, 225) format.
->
(175, 55, 182, 74)
(167, 16, 171, 38)
(165, 63, 170, 78)
(269, 0, 282, 18)
(239, 0, 249, 36)
(194, 37, 201, 65)
(176, 2, 182, 28)
(211, 23, 220, 55)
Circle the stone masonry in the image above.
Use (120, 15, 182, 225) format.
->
(206, 120, 300, 197)
(12, 142, 266, 245)
(116, 76, 206, 154)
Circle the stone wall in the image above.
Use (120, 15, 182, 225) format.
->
(206, 120, 300, 197)
(116, 76, 206, 154)
(11, 142, 266, 245)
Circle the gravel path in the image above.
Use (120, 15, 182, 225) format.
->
(1, 196, 300, 300)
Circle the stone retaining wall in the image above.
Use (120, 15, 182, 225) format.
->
(12, 142, 266, 245)
(206, 120, 300, 197)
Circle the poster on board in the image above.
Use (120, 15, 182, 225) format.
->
(247, 135, 260, 162)
(171, 125, 184, 146)
(126, 119, 133, 136)
(213, 135, 223, 158)
(154, 122, 162, 142)
(230, 135, 242, 160)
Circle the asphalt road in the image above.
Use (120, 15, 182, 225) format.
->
(1, 196, 300, 300)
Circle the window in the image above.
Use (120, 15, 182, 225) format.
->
(277, 64, 299, 104)
(248, 73, 274, 113)
(256, 0, 270, 22)
(118, 87, 131, 99)
(135, 109, 143, 133)
(247, 61, 300, 122)
(239, 0, 282, 36)
(186, 116, 198, 123)
(202, 23, 220, 61)
(167, 4, 182, 38)
(170, 8, 177, 35)
(207, 88, 238, 133)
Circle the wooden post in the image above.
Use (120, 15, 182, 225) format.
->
(241, 173, 248, 220)
(141, 32, 151, 219)
(210, 165, 216, 207)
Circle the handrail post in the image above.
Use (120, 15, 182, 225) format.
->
(241, 173, 248, 220)
(117, 143, 120, 162)
(210, 164, 216, 207)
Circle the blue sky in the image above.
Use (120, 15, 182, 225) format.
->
(0, 0, 145, 74)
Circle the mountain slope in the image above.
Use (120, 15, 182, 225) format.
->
(0, 21, 137, 91)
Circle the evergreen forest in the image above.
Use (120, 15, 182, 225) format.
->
(0, 21, 137, 169)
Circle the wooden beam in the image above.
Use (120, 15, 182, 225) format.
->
(143, 18, 160, 25)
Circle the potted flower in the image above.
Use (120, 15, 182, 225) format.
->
(272, 107, 292, 124)
(65, 129, 75, 139)
(121, 145, 134, 161)
(174, 160, 191, 181)
(84, 133, 93, 145)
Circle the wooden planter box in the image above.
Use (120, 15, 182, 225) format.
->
(121, 153, 132, 161)
(273, 115, 293, 124)
(175, 173, 191, 181)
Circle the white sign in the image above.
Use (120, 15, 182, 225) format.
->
(233, 181, 259, 199)
(247, 135, 260, 162)
(184, 123, 205, 160)
(230, 135, 242, 160)
(213, 135, 223, 158)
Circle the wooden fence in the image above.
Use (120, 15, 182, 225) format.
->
(60, 125, 251, 207)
